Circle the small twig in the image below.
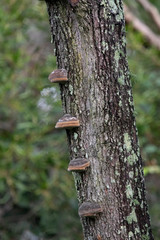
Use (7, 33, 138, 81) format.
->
(124, 5, 160, 50)
(137, 0, 160, 30)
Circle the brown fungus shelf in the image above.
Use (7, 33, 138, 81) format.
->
(48, 69, 68, 83)
(78, 202, 102, 218)
(55, 114, 80, 129)
(68, 158, 90, 172)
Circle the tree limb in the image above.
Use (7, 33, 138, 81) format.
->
(124, 5, 160, 50)
(137, 0, 160, 30)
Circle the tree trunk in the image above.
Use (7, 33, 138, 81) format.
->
(45, 0, 154, 239)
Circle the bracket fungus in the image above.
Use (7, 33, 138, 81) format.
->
(68, 0, 79, 7)
(68, 158, 90, 172)
(55, 114, 80, 129)
(78, 202, 102, 218)
(48, 69, 68, 83)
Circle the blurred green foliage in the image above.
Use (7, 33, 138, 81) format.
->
(125, 0, 160, 168)
(125, 1, 160, 238)
(127, 27, 160, 166)
(0, 0, 82, 239)
(0, 0, 159, 239)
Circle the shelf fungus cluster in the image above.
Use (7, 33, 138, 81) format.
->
(78, 202, 103, 218)
(48, 68, 102, 220)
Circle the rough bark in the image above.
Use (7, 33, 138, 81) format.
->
(45, 0, 154, 239)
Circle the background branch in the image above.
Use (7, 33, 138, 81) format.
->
(124, 5, 160, 50)
(137, 0, 160, 30)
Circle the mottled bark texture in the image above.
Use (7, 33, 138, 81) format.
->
(45, 0, 154, 239)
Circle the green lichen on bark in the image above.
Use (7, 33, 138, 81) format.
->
(129, 171, 134, 178)
(74, 132, 78, 140)
(129, 231, 134, 238)
(127, 152, 137, 165)
(126, 183, 133, 199)
(124, 133, 132, 152)
(126, 208, 138, 224)
(142, 234, 150, 240)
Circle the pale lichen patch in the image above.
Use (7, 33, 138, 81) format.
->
(129, 231, 134, 238)
(141, 201, 143, 209)
(142, 234, 150, 240)
(115, 169, 120, 176)
(135, 168, 138, 177)
(69, 84, 73, 95)
(124, 133, 132, 152)
(116, 11, 123, 22)
(111, 177, 116, 183)
(74, 132, 78, 140)
(127, 153, 137, 165)
(119, 100, 122, 107)
(105, 113, 109, 123)
(119, 76, 125, 84)
(118, 225, 127, 235)
(126, 208, 138, 224)
(109, 0, 118, 14)
(135, 227, 140, 234)
(73, 147, 77, 153)
(129, 170, 134, 178)
(102, 41, 109, 53)
(119, 147, 123, 153)
(100, 0, 107, 6)
(138, 188, 142, 199)
(126, 183, 133, 199)
(114, 50, 120, 69)
(133, 199, 140, 206)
